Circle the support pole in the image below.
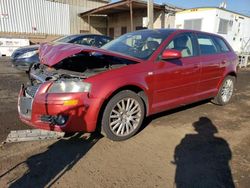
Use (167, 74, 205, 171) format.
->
(147, 0, 154, 29)
(88, 15, 91, 32)
(130, 1, 133, 32)
(106, 16, 109, 35)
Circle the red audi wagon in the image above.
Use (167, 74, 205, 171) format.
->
(18, 29, 238, 141)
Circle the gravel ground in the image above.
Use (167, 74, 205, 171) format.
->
(0, 58, 249, 187)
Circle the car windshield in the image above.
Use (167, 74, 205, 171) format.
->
(102, 30, 174, 60)
(53, 35, 77, 43)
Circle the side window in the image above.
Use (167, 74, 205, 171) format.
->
(165, 34, 194, 58)
(73, 36, 95, 46)
(95, 37, 111, 47)
(213, 37, 231, 53)
(197, 34, 218, 55)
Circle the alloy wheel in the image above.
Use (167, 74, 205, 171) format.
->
(221, 79, 234, 103)
(109, 98, 142, 136)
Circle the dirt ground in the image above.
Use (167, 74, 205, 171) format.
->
(0, 58, 249, 188)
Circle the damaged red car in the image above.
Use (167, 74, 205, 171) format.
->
(18, 29, 238, 141)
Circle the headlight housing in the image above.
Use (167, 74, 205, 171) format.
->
(48, 81, 91, 93)
(17, 50, 38, 59)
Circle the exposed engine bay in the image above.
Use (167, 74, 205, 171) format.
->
(29, 51, 139, 84)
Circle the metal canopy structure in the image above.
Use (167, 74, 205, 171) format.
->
(79, 0, 177, 33)
(79, 0, 165, 17)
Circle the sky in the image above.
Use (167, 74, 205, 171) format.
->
(154, 0, 250, 16)
(112, 0, 250, 16)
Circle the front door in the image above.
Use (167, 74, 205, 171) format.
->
(152, 32, 201, 113)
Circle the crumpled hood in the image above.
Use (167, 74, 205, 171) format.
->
(39, 42, 142, 67)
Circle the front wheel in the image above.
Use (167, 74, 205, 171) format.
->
(101, 90, 145, 141)
(212, 76, 235, 105)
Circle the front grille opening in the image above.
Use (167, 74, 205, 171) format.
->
(25, 84, 40, 98)
(40, 115, 68, 126)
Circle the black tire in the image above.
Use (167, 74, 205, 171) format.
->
(212, 76, 235, 106)
(101, 90, 145, 141)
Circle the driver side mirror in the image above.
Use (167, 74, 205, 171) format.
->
(161, 49, 182, 60)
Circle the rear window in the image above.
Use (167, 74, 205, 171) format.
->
(213, 37, 231, 53)
(197, 34, 218, 55)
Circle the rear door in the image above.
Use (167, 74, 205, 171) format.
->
(196, 33, 226, 99)
(152, 32, 201, 113)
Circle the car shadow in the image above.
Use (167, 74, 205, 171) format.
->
(8, 132, 102, 188)
(139, 99, 211, 133)
(172, 117, 235, 188)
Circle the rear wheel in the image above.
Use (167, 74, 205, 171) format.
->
(212, 76, 235, 105)
(101, 90, 145, 141)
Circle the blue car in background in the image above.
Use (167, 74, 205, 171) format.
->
(11, 34, 112, 71)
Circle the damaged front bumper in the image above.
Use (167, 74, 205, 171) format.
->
(18, 82, 102, 133)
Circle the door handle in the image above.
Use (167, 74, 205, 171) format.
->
(148, 72, 153, 76)
(221, 60, 227, 65)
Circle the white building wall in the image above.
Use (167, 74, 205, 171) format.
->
(175, 9, 218, 33)
(242, 18, 250, 52)
(0, 0, 70, 35)
(215, 9, 246, 53)
(0, 0, 108, 36)
(175, 8, 250, 53)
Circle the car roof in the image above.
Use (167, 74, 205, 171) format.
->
(66, 34, 112, 38)
(152, 28, 224, 38)
(130, 29, 228, 44)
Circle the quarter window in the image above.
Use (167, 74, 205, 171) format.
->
(197, 34, 218, 55)
(213, 37, 231, 53)
(166, 34, 194, 57)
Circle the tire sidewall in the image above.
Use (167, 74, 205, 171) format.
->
(101, 90, 145, 141)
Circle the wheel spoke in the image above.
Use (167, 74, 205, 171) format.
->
(112, 109, 120, 115)
(131, 116, 139, 122)
(121, 100, 125, 109)
(125, 123, 130, 134)
(127, 121, 134, 130)
(110, 114, 120, 118)
(128, 100, 134, 110)
(110, 119, 120, 126)
(121, 123, 125, 135)
(116, 122, 124, 134)
(130, 104, 139, 113)
(130, 108, 140, 115)
(117, 103, 123, 111)
(112, 122, 120, 130)
(126, 98, 130, 111)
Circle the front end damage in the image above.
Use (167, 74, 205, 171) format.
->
(18, 79, 91, 132)
(18, 43, 140, 132)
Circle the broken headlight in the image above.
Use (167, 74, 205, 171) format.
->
(48, 81, 91, 93)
